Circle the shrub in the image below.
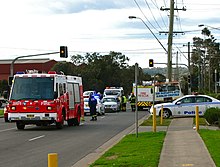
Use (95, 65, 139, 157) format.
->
(215, 94, 220, 100)
(204, 107, 220, 126)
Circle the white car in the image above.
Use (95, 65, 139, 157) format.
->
(83, 91, 96, 98)
(102, 96, 120, 112)
(150, 94, 220, 118)
(0, 98, 8, 108)
(84, 97, 105, 116)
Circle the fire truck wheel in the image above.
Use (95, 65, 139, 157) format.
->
(56, 116, 64, 129)
(67, 119, 74, 126)
(73, 118, 79, 126)
(16, 122, 25, 130)
(56, 121, 63, 129)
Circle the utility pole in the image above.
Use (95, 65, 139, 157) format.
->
(167, 0, 174, 82)
(174, 51, 179, 81)
(160, 1, 186, 81)
(188, 42, 191, 94)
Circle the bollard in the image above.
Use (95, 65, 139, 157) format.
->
(153, 107, 156, 132)
(195, 106, 199, 131)
(48, 153, 58, 167)
(160, 105, 163, 125)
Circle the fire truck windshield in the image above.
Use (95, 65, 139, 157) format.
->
(10, 77, 54, 100)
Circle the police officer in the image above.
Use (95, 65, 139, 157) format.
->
(129, 93, 136, 112)
(89, 93, 97, 121)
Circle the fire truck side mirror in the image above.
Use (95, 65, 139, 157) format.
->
(54, 91, 58, 99)
(8, 76, 13, 86)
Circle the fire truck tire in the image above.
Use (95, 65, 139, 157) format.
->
(16, 122, 25, 130)
(56, 113, 64, 129)
(73, 108, 81, 126)
(73, 118, 79, 126)
(67, 119, 74, 126)
(56, 122, 63, 129)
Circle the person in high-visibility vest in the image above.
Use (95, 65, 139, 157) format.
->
(121, 95, 127, 111)
(129, 93, 136, 112)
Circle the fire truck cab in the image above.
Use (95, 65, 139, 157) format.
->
(7, 70, 84, 130)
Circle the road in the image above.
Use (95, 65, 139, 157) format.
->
(0, 110, 148, 167)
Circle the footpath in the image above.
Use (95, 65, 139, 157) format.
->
(157, 117, 216, 167)
(73, 117, 217, 167)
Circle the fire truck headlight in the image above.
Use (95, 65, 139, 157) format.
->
(47, 106, 52, 110)
(11, 106, 16, 111)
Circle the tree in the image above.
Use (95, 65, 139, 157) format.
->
(191, 28, 220, 93)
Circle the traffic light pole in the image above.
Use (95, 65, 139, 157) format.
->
(10, 52, 59, 77)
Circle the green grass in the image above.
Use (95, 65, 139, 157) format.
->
(90, 132, 166, 167)
(199, 129, 220, 166)
(0, 109, 3, 116)
(140, 116, 172, 126)
(193, 117, 208, 126)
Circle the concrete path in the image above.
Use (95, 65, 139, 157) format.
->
(158, 118, 216, 167)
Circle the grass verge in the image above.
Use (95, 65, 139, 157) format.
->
(0, 109, 3, 116)
(140, 116, 172, 126)
(193, 117, 208, 126)
(199, 129, 220, 166)
(90, 132, 166, 167)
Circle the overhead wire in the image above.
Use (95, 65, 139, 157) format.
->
(133, 0, 159, 32)
(144, 0, 163, 30)
(150, 0, 168, 30)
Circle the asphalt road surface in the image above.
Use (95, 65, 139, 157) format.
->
(0, 110, 148, 167)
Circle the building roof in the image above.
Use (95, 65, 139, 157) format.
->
(0, 59, 54, 64)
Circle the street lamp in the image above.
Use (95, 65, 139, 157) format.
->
(128, 16, 174, 82)
(128, 16, 168, 53)
(198, 24, 220, 31)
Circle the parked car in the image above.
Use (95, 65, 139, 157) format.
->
(0, 98, 8, 108)
(150, 94, 220, 118)
(102, 96, 120, 112)
(84, 97, 105, 116)
(83, 91, 96, 98)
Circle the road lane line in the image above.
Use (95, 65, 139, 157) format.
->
(29, 135, 45, 142)
(0, 127, 17, 132)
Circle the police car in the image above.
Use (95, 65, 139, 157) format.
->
(150, 94, 220, 118)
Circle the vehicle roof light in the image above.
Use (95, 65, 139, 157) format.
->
(16, 71, 25, 74)
(48, 71, 56, 74)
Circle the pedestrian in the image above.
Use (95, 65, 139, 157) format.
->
(129, 93, 136, 112)
(121, 94, 127, 111)
(89, 93, 97, 121)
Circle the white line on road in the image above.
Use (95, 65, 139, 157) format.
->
(28, 135, 45, 142)
(0, 127, 17, 132)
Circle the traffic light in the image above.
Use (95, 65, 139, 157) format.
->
(60, 46, 68, 58)
(149, 59, 154, 67)
(187, 75, 191, 84)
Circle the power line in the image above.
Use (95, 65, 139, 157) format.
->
(150, 0, 168, 30)
(144, 0, 163, 30)
(133, 0, 159, 32)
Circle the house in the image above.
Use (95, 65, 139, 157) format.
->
(0, 59, 57, 81)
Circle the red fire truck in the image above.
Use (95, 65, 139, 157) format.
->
(6, 70, 84, 130)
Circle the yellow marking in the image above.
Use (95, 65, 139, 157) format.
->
(182, 164, 194, 166)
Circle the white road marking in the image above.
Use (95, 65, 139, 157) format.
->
(0, 127, 16, 132)
(28, 135, 45, 142)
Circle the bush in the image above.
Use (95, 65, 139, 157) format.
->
(215, 94, 220, 100)
(204, 107, 220, 126)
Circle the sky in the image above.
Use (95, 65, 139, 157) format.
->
(0, 0, 220, 68)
